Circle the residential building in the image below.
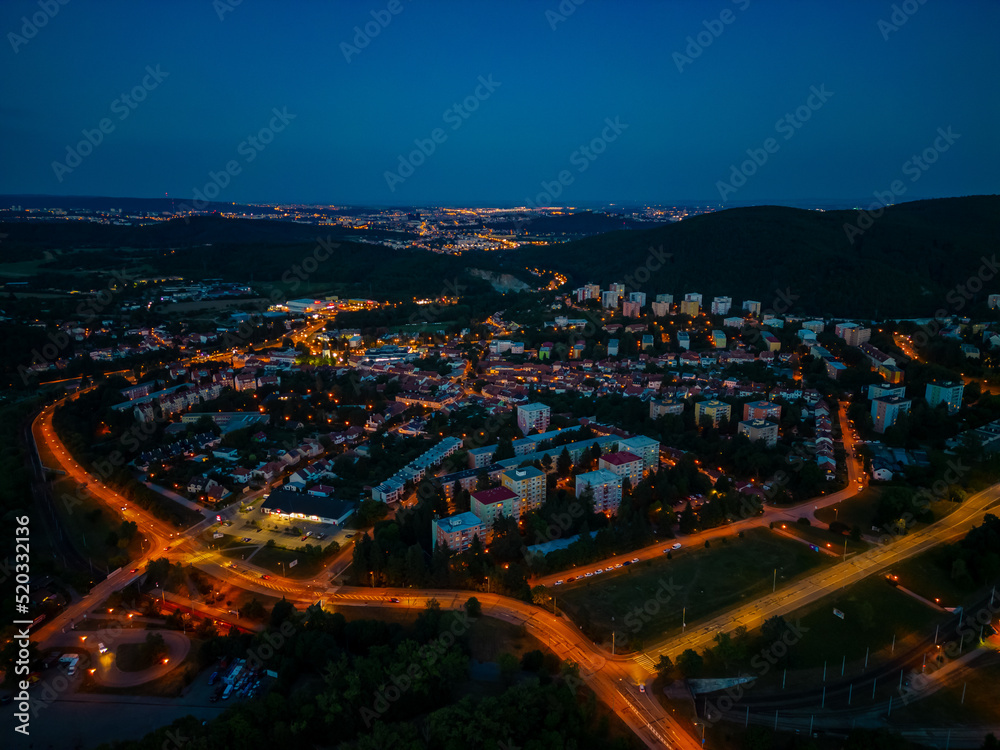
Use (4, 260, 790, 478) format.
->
(743, 400, 781, 421)
(834, 322, 857, 338)
(879, 363, 904, 383)
(607, 338, 619, 356)
(617, 435, 660, 473)
(655, 294, 674, 305)
(802, 320, 825, 334)
(695, 399, 732, 427)
(826, 360, 848, 379)
(761, 332, 780, 352)
(723, 316, 744, 328)
(517, 402, 551, 434)
(470, 486, 521, 525)
(845, 327, 871, 347)
(743, 300, 762, 316)
(868, 383, 906, 400)
(500, 466, 546, 511)
(575, 468, 622, 515)
(598, 451, 643, 487)
(651, 301, 670, 317)
(871, 395, 912, 433)
(738, 418, 778, 448)
(602, 290, 620, 309)
(677, 331, 691, 350)
(711, 330, 727, 349)
(622, 300, 641, 318)
(711, 296, 732, 316)
(628, 291, 647, 307)
(990, 293, 1000, 310)
(432, 512, 486, 552)
(650, 398, 684, 419)
(679, 299, 700, 317)
(925, 381, 964, 415)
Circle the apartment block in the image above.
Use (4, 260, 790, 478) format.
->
(711, 296, 732, 315)
(925, 381, 964, 415)
(500, 466, 546, 509)
(575, 468, 622, 515)
(622, 300, 641, 318)
(598, 451, 643, 487)
(650, 398, 685, 419)
(738, 418, 778, 448)
(617, 435, 660, 473)
(470, 486, 522, 525)
(743, 400, 781, 421)
(871, 395, 912, 433)
(432, 512, 486, 552)
(517, 402, 551, 434)
(695, 399, 732, 427)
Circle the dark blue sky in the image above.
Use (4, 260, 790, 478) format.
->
(2, 0, 997, 206)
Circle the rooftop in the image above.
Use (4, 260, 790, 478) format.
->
(600, 450, 642, 466)
(472, 486, 519, 504)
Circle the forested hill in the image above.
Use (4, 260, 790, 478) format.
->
(0, 216, 512, 301)
(519, 195, 1000, 318)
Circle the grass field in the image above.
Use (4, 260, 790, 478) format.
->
(557, 528, 832, 650)
(115, 642, 157, 672)
(779, 576, 951, 671)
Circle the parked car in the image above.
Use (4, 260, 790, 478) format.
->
(554, 579, 564, 585)
(631, 557, 640, 563)
(209, 671, 219, 685)
(671, 543, 682, 550)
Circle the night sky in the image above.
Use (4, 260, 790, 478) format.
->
(2, 0, 997, 206)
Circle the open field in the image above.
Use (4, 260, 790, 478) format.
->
(558, 528, 832, 650)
